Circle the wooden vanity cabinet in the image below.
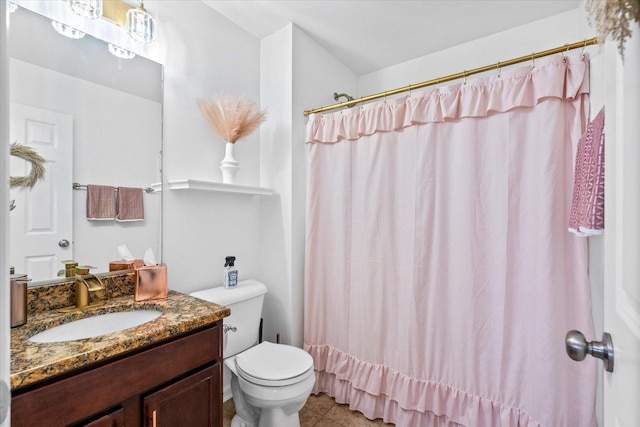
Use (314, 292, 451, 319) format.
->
(11, 322, 223, 427)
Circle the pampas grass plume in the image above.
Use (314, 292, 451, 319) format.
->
(198, 95, 267, 144)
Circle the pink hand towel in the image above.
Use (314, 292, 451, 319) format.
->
(86, 185, 116, 220)
(569, 108, 605, 236)
(116, 187, 144, 222)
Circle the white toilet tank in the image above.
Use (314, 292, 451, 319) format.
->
(190, 279, 268, 358)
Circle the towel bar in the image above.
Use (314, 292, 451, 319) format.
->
(72, 182, 155, 193)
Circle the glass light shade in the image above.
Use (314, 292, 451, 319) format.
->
(126, 3, 155, 43)
(52, 21, 86, 39)
(108, 43, 136, 60)
(68, 0, 103, 19)
(8, 2, 18, 13)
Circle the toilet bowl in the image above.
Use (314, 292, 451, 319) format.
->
(190, 280, 315, 427)
(226, 341, 315, 427)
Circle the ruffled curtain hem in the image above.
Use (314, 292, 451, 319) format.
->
(305, 54, 589, 145)
(305, 344, 544, 427)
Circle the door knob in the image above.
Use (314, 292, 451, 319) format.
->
(565, 330, 614, 372)
(59, 239, 70, 248)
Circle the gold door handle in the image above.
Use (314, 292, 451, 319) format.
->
(147, 409, 157, 427)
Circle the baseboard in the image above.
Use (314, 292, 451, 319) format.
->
(223, 383, 232, 402)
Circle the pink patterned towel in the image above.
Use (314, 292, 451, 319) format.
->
(569, 108, 605, 236)
(116, 187, 144, 222)
(86, 185, 116, 220)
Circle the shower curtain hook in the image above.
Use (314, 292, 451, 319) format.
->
(581, 40, 587, 59)
(436, 77, 440, 93)
(463, 71, 468, 85)
(496, 61, 501, 78)
(531, 53, 535, 70)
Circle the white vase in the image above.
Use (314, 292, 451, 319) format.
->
(220, 142, 239, 184)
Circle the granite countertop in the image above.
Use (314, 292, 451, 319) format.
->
(11, 289, 230, 391)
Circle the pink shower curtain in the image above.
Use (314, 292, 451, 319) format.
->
(304, 54, 597, 427)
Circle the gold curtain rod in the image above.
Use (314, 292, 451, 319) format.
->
(303, 37, 599, 117)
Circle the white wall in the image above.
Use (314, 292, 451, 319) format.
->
(359, 9, 596, 95)
(8, 4, 162, 104)
(154, 1, 263, 294)
(9, 59, 162, 273)
(259, 24, 357, 346)
(259, 26, 294, 344)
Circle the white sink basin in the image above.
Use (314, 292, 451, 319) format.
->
(29, 310, 162, 343)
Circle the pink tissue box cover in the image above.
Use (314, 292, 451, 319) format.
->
(135, 264, 167, 302)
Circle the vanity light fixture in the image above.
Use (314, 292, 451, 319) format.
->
(8, 2, 18, 13)
(68, 0, 103, 20)
(108, 43, 136, 59)
(126, 1, 155, 43)
(52, 21, 86, 39)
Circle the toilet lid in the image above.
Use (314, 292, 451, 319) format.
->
(234, 341, 314, 385)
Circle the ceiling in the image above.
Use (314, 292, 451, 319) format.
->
(204, 0, 583, 75)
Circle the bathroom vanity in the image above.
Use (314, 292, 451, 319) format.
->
(10, 278, 230, 427)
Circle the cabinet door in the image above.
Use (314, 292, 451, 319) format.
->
(143, 364, 221, 427)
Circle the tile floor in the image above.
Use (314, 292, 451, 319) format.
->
(223, 392, 395, 427)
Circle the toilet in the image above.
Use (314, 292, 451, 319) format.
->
(191, 280, 315, 427)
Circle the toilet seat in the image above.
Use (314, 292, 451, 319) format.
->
(234, 341, 314, 387)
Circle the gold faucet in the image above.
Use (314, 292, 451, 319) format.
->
(59, 265, 105, 312)
(75, 265, 105, 308)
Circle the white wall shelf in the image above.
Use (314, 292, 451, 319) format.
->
(167, 179, 276, 196)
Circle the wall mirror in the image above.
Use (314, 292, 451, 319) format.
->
(8, 4, 163, 285)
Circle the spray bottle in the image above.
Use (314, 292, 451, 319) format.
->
(224, 256, 238, 289)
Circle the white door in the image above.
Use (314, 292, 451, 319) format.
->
(9, 103, 73, 282)
(602, 27, 640, 427)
